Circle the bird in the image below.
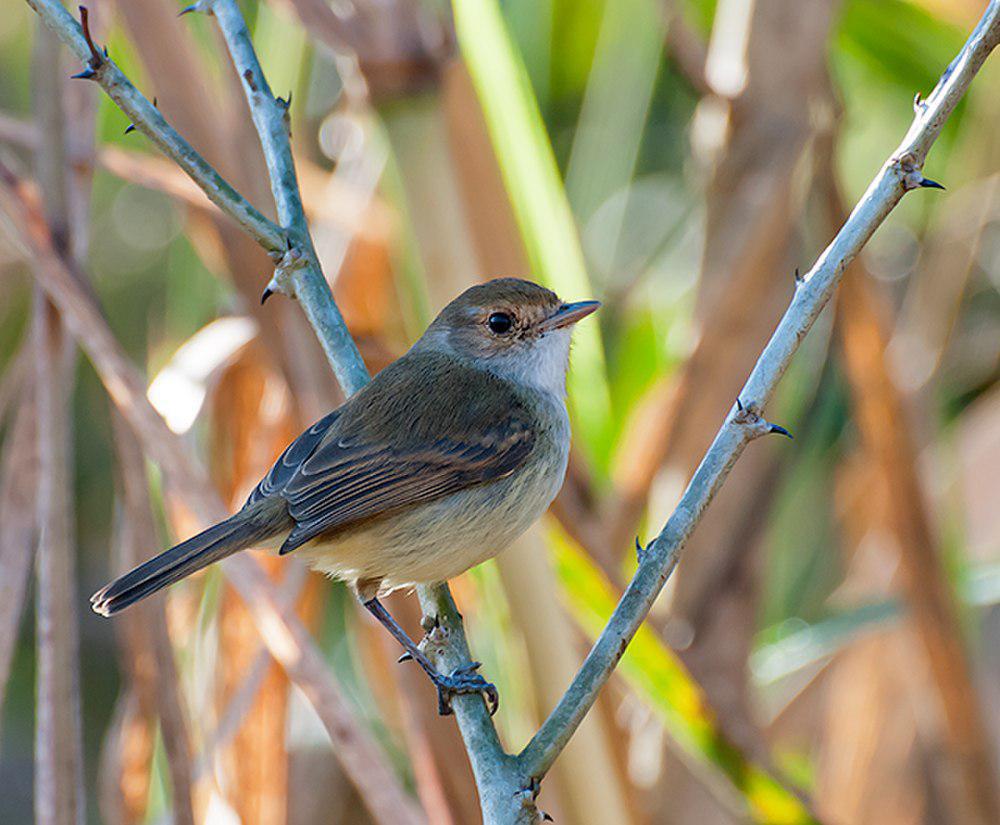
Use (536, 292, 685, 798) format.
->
(91, 278, 599, 714)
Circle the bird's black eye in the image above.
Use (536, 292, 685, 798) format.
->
(487, 312, 514, 334)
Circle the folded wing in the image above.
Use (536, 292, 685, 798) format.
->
(244, 352, 537, 555)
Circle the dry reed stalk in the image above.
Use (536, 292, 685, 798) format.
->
(606, 1, 837, 789)
(31, 21, 85, 825)
(0, 381, 38, 737)
(111, 415, 197, 825)
(97, 690, 154, 825)
(809, 450, 926, 825)
(33, 294, 84, 825)
(836, 260, 999, 824)
(808, 108, 1000, 819)
(210, 351, 295, 825)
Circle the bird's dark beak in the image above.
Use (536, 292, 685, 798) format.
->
(539, 300, 600, 332)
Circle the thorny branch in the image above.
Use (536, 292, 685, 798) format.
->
(18, 0, 1000, 821)
(26, 0, 283, 250)
(519, 0, 1000, 784)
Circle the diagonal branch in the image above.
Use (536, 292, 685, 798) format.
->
(25, 0, 283, 251)
(204, 0, 370, 394)
(519, 0, 1000, 782)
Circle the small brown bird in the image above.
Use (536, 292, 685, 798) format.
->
(92, 278, 598, 713)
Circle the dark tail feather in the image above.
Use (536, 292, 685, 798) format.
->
(91, 513, 277, 616)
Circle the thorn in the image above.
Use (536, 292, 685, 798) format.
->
(768, 423, 794, 439)
(70, 67, 97, 81)
(913, 92, 923, 112)
(736, 397, 744, 412)
(260, 286, 273, 305)
(542, 814, 554, 822)
(397, 652, 413, 664)
(794, 267, 803, 284)
(918, 177, 945, 191)
(178, 3, 198, 15)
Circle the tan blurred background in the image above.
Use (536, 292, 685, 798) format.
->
(1, 0, 999, 823)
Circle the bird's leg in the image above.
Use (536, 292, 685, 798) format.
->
(362, 597, 499, 716)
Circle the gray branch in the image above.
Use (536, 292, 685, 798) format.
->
(519, 0, 1000, 781)
(208, 0, 370, 395)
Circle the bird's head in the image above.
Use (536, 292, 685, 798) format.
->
(417, 278, 599, 395)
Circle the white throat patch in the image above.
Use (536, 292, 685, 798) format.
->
(482, 328, 572, 398)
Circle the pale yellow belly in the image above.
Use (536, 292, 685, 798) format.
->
(295, 440, 566, 594)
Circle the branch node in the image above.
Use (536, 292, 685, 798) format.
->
(262, 243, 307, 304)
(733, 398, 793, 441)
(513, 777, 544, 822)
(242, 68, 259, 93)
(895, 152, 945, 191)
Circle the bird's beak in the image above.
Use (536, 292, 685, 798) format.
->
(538, 300, 600, 332)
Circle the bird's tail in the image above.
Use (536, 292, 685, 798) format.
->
(91, 510, 280, 616)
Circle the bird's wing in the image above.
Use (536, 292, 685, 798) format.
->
(247, 352, 537, 555)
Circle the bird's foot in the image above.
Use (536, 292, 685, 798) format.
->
(431, 661, 499, 717)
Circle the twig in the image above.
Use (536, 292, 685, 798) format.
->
(24, 0, 284, 252)
(519, 0, 1000, 782)
(205, 0, 371, 394)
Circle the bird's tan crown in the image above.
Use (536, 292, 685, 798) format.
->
(442, 278, 562, 318)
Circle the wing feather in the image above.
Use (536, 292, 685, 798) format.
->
(243, 352, 538, 556)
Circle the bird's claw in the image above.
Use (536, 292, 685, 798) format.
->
(433, 662, 499, 717)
